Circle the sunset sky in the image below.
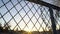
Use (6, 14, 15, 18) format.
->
(0, 0, 60, 32)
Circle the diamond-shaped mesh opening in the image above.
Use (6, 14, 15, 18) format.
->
(10, 8, 17, 16)
(0, 6, 8, 15)
(3, 12, 12, 22)
(15, 4, 22, 11)
(11, 0, 18, 5)
(14, 14, 21, 23)
(0, 0, 60, 34)
(18, 20, 26, 29)
(9, 19, 16, 30)
(6, 2, 13, 10)
(0, 18, 5, 27)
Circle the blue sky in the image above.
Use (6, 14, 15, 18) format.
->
(0, 0, 60, 31)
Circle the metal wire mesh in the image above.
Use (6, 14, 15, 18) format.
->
(0, 0, 60, 34)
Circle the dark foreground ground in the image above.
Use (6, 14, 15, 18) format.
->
(0, 30, 60, 34)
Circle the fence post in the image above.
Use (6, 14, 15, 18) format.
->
(49, 7, 57, 34)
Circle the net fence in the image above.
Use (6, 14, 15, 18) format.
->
(0, 0, 60, 34)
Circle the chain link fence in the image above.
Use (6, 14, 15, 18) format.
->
(0, 0, 60, 34)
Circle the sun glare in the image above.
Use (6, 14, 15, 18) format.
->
(25, 29, 32, 32)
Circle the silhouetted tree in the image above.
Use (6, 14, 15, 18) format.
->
(4, 23, 11, 32)
(0, 23, 3, 32)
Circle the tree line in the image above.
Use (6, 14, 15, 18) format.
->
(0, 23, 11, 32)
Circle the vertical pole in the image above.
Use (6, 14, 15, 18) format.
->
(49, 7, 57, 34)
